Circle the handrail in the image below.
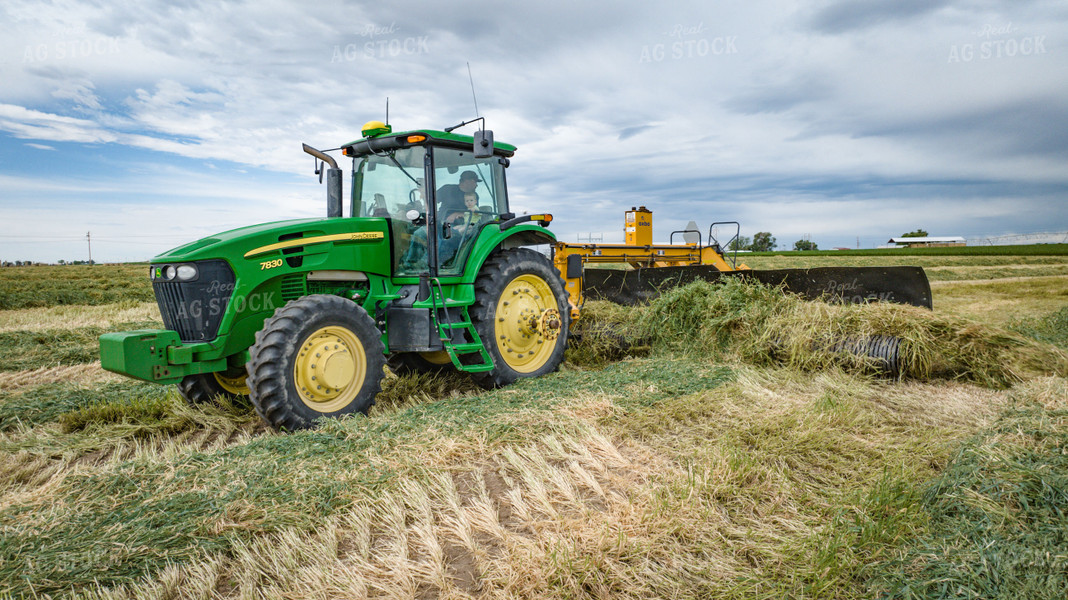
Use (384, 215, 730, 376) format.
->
(669, 228, 702, 247)
(708, 221, 741, 269)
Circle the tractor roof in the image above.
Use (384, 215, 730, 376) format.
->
(341, 122, 517, 159)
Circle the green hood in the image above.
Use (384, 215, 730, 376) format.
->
(152, 218, 329, 262)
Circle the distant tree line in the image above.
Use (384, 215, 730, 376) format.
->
(727, 231, 778, 252)
(1, 260, 94, 267)
(725, 232, 819, 251)
(719, 227, 937, 253)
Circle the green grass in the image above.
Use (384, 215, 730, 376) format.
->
(923, 264, 1068, 281)
(0, 357, 730, 596)
(1014, 306, 1068, 350)
(0, 381, 166, 432)
(817, 378, 1068, 599)
(0, 321, 158, 372)
(0, 259, 1064, 598)
(0, 264, 152, 310)
(934, 276, 1068, 327)
(745, 243, 1068, 258)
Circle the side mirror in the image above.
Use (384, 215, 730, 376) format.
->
(473, 129, 493, 158)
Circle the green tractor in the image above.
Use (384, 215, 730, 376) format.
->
(100, 120, 569, 430)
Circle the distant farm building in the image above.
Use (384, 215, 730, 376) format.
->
(887, 236, 966, 248)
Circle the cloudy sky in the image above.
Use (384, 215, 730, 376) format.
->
(1, 0, 1065, 262)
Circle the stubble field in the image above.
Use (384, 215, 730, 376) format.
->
(0, 249, 1066, 599)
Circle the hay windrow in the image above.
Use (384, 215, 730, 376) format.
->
(566, 301, 651, 367)
(574, 279, 1068, 388)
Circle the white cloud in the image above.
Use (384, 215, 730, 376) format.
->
(0, 0, 1065, 261)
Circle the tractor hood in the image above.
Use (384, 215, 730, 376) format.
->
(153, 218, 328, 262)
(150, 216, 393, 278)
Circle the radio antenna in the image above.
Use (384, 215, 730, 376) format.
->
(467, 62, 480, 118)
(385, 97, 389, 126)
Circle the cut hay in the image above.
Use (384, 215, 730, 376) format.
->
(0, 362, 123, 393)
(566, 301, 651, 367)
(0, 301, 160, 333)
(575, 279, 1068, 388)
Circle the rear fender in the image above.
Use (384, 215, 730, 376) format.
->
(460, 224, 556, 284)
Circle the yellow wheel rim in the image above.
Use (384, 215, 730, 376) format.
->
(494, 274, 562, 374)
(293, 325, 368, 413)
(214, 371, 250, 396)
(419, 350, 452, 365)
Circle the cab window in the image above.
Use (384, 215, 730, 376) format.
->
(431, 147, 508, 275)
(351, 147, 427, 275)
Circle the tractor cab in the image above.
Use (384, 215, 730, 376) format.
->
(341, 121, 516, 278)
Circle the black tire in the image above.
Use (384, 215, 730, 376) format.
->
(470, 248, 570, 388)
(176, 369, 249, 405)
(246, 294, 386, 431)
(386, 351, 456, 375)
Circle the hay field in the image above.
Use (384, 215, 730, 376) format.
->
(0, 254, 1066, 599)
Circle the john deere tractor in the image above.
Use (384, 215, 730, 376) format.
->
(100, 120, 568, 430)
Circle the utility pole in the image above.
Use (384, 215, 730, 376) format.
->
(86, 231, 92, 265)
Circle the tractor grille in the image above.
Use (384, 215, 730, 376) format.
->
(152, 259, 235, 343)
(280, 273, 306, 302)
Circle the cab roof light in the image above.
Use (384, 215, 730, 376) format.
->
(405, 134, 426, 143)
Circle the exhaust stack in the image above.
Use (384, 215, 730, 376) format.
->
(302, 144, 343, 218)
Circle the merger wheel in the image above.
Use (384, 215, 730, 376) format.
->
(470, 248, 569, 388)
(246, 294, 386, 431)
(177, 368, 250, 405)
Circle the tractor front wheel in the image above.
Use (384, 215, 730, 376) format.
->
(246, 294, 385, 431)
(470, 248, 569, 388)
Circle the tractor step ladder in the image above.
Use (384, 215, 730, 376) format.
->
(428, 278, 494, 373)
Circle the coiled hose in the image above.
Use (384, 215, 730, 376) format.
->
(829, 335, 902, 377)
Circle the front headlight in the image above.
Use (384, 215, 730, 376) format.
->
(162, 265, 177, 280)
(176, 264, 198, 281)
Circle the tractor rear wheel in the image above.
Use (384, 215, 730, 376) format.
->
(246, 294, 385, 431)
(470, 248, 569, 388)
(386, 351, 456, 375)
(177, 368, 249, 405)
